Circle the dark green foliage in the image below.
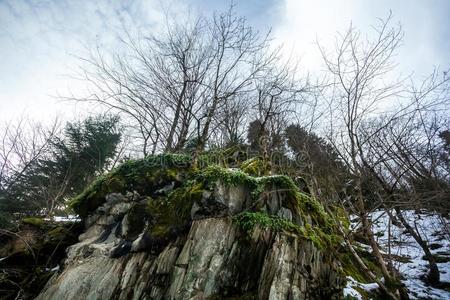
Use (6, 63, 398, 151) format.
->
(247, 120, 284, 154)
(247, 120, 263, 151)
(46, 114, 122, 194)
(1, 114, 122, 225)
(285, 124, 350, 201)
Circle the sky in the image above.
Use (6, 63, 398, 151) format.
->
(0, 0, 449, 123)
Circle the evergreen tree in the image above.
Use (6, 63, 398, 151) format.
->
(2, 114, 122, 221)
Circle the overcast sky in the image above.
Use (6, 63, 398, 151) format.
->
(1, 0, 449, 122)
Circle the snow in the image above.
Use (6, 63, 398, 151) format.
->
(349, 210, 450, 299)
(44, 215, 80, 222)
(344, 276, 363, 300)
(344, 276, 380, 299)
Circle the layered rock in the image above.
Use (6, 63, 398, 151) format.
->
(37, 160, 345, 299)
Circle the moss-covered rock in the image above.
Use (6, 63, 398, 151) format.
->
(70, 154, 193, 218)
(35, 155, 349, 300)
(240, 157, 267, 176)
(69, 155, 344, 253)
(146, 181, 204, 243)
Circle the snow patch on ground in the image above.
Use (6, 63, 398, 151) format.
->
(44, 215, 80, 222)
(350, 210, 450, 299)
(344, 276, 379, 299)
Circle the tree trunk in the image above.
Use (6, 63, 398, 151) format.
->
(335, 221, 399, 300)
(354, 179, 404, 297)
(165, 79, 188, 152)
(395, 207, 440, 286)
(192, 96, 220, 168)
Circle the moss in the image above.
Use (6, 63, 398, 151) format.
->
(240, 157, 267, 176)
(251, 174, 334, 233)
(70, 156, 341, 251)
(339, 246, 384, 285)
(353, 286, 370, 299)
(196, 145, 250, 169)
(233, 212, 338, 250)
(199, 165, 338, 248)
(334, 206, 351, 232)
(70, 154, 194, 218)
(22, 217, 45, 227)
(339, 251, 369, 283)
(146, 181, 204, 240)
(70, 174, 126, 218)
(200, 166, 319, 215)
(233, 211, 302, 235)
(199, 165, 255, 188)
(46, 226, 67, 239)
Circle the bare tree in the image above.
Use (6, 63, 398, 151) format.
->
(210, 94, 250, 148)
(360, 79, 450, 286)
(319, 13, 406, 298)
(250, 58, 305, 172)
(0, 117, 59, 194)
(0, 117, 60, 224)
(190, 6, 276, 166)
(66, 15, 211, 156)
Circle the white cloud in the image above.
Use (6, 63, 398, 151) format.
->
(273, 0, 450, 77)
(0, 0, 448, 123)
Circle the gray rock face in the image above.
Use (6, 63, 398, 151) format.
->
(37, 184, 344, 300)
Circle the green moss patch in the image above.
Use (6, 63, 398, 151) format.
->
(198, 165, 255, 188)
(200, 166, 334, 233)
(146, 181, 204, 240)
(233, 211, 302, 235)
(240, 157, 267, 176)
(233, 212, 340, 249)
(338, 246, 384, 285)
(70, 154, 193, 217)
(22, 217, 46, 227)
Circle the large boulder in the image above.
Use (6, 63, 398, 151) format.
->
(37, 163, 345, 300)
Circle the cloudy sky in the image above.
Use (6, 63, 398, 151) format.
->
(1, 0, 449, 122)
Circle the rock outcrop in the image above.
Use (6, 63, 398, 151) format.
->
(0, 218, 82, 299)
(36, 155, 345, 299)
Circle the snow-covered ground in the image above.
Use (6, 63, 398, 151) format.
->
(344, 210, 450, 299)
